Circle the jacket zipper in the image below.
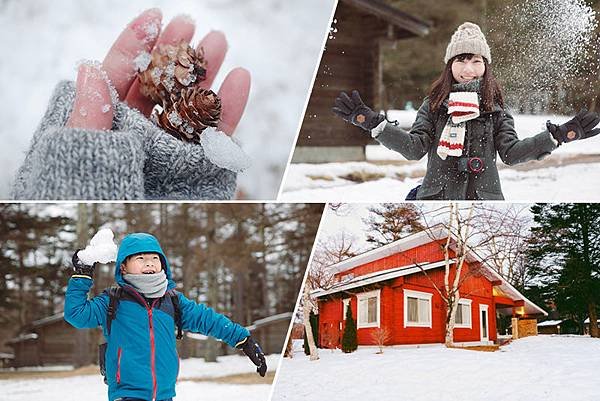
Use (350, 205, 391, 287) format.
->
(116, 347, 122, 384)
(124, 287, 160, 401)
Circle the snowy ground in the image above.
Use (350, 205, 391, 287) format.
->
(0, 0, 335, 200)
(271, 336, 600, 401)
(0, 354, 280, 401)
(279, 113, 600, 201)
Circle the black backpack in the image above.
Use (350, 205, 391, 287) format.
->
(98, 287, 184, 384)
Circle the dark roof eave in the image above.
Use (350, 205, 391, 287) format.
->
(343, 0, 430, 37)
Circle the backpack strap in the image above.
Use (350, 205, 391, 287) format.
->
(168, 289, 184, 340)
(106, 287, 122, 336)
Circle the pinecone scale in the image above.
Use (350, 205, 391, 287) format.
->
(138, 41, 219, 143)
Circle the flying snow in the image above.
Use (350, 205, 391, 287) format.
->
(489, 0, 598, 111)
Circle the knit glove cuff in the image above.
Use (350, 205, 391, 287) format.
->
(12, 81, 146, 199)
(143, 127, 250, 200)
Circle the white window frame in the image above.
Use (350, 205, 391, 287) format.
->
(342, 298, 350, 320)
(479, 304, 490, 342)
(404, 289, 433, 328)
(356, 289, 381, 329)
(454, 298, 473, 329)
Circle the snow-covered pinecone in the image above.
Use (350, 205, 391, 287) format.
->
(154, 88, 221, 143)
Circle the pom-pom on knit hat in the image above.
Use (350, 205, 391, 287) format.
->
(444, 22, 491, 64)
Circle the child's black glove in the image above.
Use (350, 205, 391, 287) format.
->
(547, 110, 600, 144)
(71, 250, 96, 278)
(237, 336, 267, 377)
(332, 90, 385, 131)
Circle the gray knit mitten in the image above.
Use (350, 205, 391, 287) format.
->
(12, 81, 248, 200)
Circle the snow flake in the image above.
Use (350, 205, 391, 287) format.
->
(101, 104, 111, 113)
(150, 67, 162, 86)
(133, 51, 152, 72)
(167, 110, 183, 127)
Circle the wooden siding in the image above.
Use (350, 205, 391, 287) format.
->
(318, 243, 501, 347)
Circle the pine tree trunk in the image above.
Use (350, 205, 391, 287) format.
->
(302, 288, 319, 361)
(588, 302, 599, 338)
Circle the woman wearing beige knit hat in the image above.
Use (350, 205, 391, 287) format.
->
(333, 22, 600, 200)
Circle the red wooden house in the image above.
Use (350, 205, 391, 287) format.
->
(313, 226, 547, 348)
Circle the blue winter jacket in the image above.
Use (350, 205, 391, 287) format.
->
(64, 233, 250, 401)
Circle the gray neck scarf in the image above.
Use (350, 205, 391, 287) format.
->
(124, 270, 168, 298)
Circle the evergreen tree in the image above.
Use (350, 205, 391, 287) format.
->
(341, 303, 357, 353)
(527, 203, 600, 337)
(363, 203, 424, 247)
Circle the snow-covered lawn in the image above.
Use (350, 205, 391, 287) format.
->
(0, 354, 279, 401)
(271, 336, 600, 401)
(280, 113, 600, 201)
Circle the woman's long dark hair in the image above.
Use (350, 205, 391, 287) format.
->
(428, 53, 504, 113)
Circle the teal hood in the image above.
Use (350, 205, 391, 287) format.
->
(115, 233, 175, 289)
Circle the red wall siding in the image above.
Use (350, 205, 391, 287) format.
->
(319, 256, 498, 347)
(336, 241, 447, 281)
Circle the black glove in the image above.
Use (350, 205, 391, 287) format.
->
(237, 336, 267, 377)
(547, 110, 600, 144)
(332, 90, 385, 131)
(71, 249, 96, 278)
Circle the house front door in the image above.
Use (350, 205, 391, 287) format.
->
(480, 304, 489, 342)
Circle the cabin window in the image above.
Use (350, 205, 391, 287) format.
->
(356, 289, 380, 328)
(404, 289, 433, 328)
(454, 299, 473, 328)
(342, 298, 350, 320)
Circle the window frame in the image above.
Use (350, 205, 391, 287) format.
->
(403, 289, 433, 328)
(356, 289, 381, 329)
(454, 298, 473, 329)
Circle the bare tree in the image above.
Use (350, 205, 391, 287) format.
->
(371, 327, 391, 354)
(476, 205, 533, 290)
(300, 230, 361, 361)
(411, 203, 519, 346)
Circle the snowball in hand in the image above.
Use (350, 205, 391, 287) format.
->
(78, 228, 118, 265)
(200, 127, 251, 172)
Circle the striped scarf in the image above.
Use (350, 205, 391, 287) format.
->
(437, 91, 480, 160)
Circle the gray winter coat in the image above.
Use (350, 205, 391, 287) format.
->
(375, 98, 558, 200)
(12, 81, 245, 200)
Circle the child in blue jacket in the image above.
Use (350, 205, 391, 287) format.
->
(65, 232, 266, 401)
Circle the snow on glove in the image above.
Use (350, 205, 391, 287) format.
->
(77, 228, 117, 265)
(71, 250, 96, 278)
(547, 110, 600, 144)
(237, 336, 267, 377)
(143, 125, 249, 200)
(332, 90, 385, 131)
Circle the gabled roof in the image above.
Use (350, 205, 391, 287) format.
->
(313, 260, 455, 298)
(318, 225, 547, 316)
(343, 0, 430, 37)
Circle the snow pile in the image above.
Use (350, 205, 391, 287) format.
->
(489, 0, 598, 111)
(200, 128, 252, 172)
(77, 228, 117, 265)
(272, 336, 600, 401)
